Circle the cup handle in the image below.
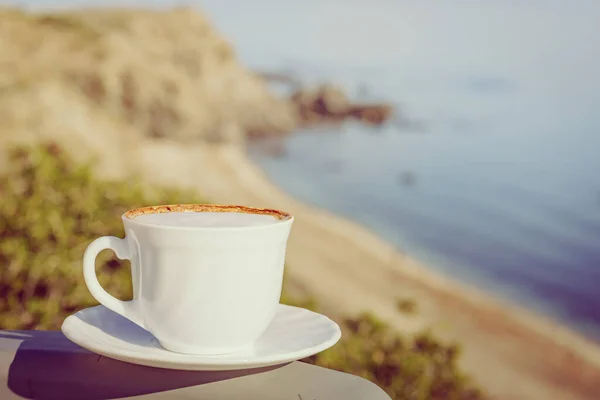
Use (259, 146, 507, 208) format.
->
(83, 236, 144, 329)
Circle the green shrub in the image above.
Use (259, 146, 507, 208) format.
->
(396, 297, 418, 315)
(0, 144, 484, 399)
(304, 313, 484, 400)
(0, 143, 201, 330)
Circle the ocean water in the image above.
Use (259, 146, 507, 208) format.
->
(17, 0, 600, 338)
(197, 0, 600, 339)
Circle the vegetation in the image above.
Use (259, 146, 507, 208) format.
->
(397, 297, 419, 315)
(0, 143, 197, 329)
(304, 314, 483, 400)
(0, 144, 484, 400)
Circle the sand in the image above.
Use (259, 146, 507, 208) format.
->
(128, 140, 600, 400)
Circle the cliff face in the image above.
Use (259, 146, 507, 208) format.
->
(0, 7, 297, 174)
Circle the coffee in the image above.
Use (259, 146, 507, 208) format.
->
(133, 212, 280, 228)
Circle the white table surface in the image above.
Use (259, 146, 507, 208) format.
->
(0, 330, 391, 400)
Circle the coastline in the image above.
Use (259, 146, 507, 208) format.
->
(132, 140, 600, 400)
(2, 5, 598, 399)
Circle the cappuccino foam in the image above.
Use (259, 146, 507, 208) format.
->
(133, 211, 280, 228)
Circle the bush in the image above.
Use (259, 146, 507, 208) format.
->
(303, 313, 484, 400)
(0, 143, 200, 329)
(397, 297, 418, 315)
(0, 144, 484, 399)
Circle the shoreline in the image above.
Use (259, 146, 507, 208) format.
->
(132, 140, 600, 399)
(221, 144, 600, 348)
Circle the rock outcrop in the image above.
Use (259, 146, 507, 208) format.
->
(0, 7, 394, 175)
(290, 84, 393, 128)
(0, 7, 297, 173)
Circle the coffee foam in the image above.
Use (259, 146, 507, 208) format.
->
(124, 204, 290, 228)
(132, 211, 280, 228)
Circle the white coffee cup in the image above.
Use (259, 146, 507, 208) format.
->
(83, 204, 294, 355)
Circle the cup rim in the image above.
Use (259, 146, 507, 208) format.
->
(122, 204, 293, 230)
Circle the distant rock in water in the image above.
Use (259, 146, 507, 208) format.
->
(290, 84, 393, 127)
(0, 6, 298, 174)
(254, 73, 394, 132)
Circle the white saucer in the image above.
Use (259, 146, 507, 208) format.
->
(61, 304, 341, 371)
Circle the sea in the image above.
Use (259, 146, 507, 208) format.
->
(21, 0, 600, 339)
(201, 0, 600, 339)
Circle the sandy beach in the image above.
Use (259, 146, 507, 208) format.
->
(129, 140, 600, 400)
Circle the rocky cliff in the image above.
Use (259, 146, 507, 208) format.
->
(0, 7, 297, 175)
